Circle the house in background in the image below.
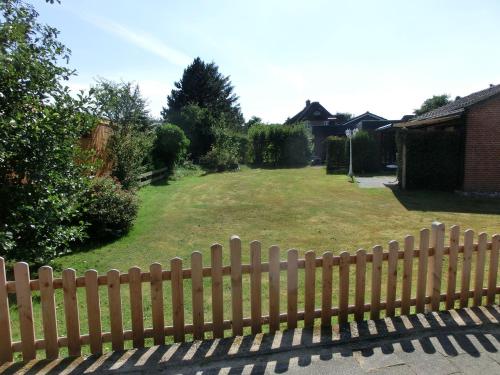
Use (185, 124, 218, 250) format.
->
(286, 100, 388, 161)
(397, 84, 500, 192)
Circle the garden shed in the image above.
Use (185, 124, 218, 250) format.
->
(397, 84, 500, 192)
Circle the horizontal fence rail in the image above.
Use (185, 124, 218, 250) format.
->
(137, 167, 169, 186)
(0, 222, 498, 363)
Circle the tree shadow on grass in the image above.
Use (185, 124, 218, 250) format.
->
(389, 186, 500, 214)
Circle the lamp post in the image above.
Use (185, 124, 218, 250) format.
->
(345, 128, 358, 181)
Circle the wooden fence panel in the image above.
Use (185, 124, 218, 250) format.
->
(460, 230, 474, 308)
(338, 251, 350, 325)
(386, 241, 398, 317)
(287, 249, 299, 329)
(171, 258, 185, 342)
(128, 267, 144, 348)
(269, 245, 281, 332)
(487, 234, 499, 305)
(150, 263, 164, 345)
(416, 229, 430, 313)
(39, 266, 59, 360)
(304, 251, 316, 327)
(370, 245, 383, 320)
(211, 244, 224, 338)
(250, 241, 262, 334)
(355, 249, 366, 322)
(473, 233, 487, 306)
(107, 269, 124, 351)
(428, 222, 445, 311)
(85, 269, 102, 354)
(445, 226, 460, 310)
(0, 258, 13, 364)
(191, 252, 204, 340)
(15, 262, 36, 361)
(321, 251, 333, 327)
(230, 236, 243, 336)
(62, 268, 81, 357)
(401, 236, 414, 316)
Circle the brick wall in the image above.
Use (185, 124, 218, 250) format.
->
(463, 94, 500, 192)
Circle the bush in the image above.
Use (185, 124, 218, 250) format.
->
(84, 177, 139, 239)
(248, 124, 312, 167)
(152, 123, 190, 169)
(200, 127, 240, 172)
(325, 136, 348, 172)
(325, 131, 380, 174)
(397, 129, 462, 190)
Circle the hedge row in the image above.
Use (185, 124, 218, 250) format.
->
(325, 131, 380, 173)
(247, 124, 312, 167)
(397, 129, 462, 190)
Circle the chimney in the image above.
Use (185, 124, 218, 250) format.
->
(306, 99, 311, 106)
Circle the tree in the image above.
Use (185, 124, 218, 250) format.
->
(92, 80, 154, 190)
(162, 58, 243, 126)
(245, 116, 263, 130)
(414, 94, 451, 115)
(152, 123, 190, 169)
(0, 0, 95, 263)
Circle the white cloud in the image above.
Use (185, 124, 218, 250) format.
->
(81, 14, 191, 67)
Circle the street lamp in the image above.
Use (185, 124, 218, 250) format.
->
(345, 128, 359, 181)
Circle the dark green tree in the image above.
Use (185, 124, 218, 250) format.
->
(91, 79, 153, 190)
(162, 57, 244, 127)
(245, 116, 263, 130)
(414, 94, 451, 115)
(0, 0, 96, 263)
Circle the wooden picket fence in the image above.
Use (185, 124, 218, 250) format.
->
(0, 222, 498, 364)
(137, 166, 169, 186)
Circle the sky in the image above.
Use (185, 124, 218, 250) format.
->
(36, 0, 500, 123)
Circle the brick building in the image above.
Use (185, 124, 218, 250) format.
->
(397, 84, 500, 192)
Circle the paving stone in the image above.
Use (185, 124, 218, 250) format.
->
(353, 347, 405, 371)
(394, 347, 461, 375)
(447, 352, 500, 375)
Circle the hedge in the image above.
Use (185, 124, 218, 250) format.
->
(325, 131, 380, 173)
(248, 124, 312, 167)
(397, 129, 462, 190)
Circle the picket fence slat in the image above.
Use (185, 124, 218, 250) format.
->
(0, 222, 499, 365)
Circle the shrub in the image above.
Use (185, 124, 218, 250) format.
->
(325, 136, 348, 172)
(152, 123, 190, 169)
(397, 129, 462, 190)
(248, 124, 312, 167)
(200, 127, 240, 172)
(84, 177, 139, 239)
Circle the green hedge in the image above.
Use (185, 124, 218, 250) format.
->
(248, 124, 311, 167)
(326, 131, 380, 173)
(397, 129, 462, 190)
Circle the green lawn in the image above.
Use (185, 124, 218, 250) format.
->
(60, 166, 500, 272)
(8, 166, 500, 359)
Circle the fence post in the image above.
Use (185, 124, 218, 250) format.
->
(250, 241, 262, 334)
(128, 267, 144, 348)
(459, 230, 474, 308)
(338, 251, 350, 325)
(0, 258, 13, 364)
(171, 258, 185, 342)
(473, 233, 487, 306)
(416, 229, 430, 313)
(269, 245, 281, 332)
(191, 252, 204, 340)
(321, 251, 333, 327)
(304, 251, 316, 328)
(85, 269, 103, 354)
(386, 241, 398, 318)
(487, 234, 499, 305)
(287, 249, 298, 329)
(230, 236, 243, 336)
(62, 268, 81, 357)
(107, 269, 124, 351)
(401, 236, 414, 316)
(150, 263, 164, 345)
(370, 246, 383, 320)
(39, 266, 59, 360)
(427, 222, 445, 311)
(355, 249, 366, 322)
(445, 226, 460, 310)
(211, 244, 224, 338)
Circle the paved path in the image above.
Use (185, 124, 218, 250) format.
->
(2, 306, 499, 374)
(356, 176, 398, 188)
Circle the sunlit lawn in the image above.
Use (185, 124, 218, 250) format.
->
(8, 166, 500, 359)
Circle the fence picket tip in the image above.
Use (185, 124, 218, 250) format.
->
(322, 250, 333, 256)
(356, 248, 366, 255)
(250, 239, 261, 246)
(230, 235, 241, 241)
(128, 266, 140, 272)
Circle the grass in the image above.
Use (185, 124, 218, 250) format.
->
(7, 166, 500, 359)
